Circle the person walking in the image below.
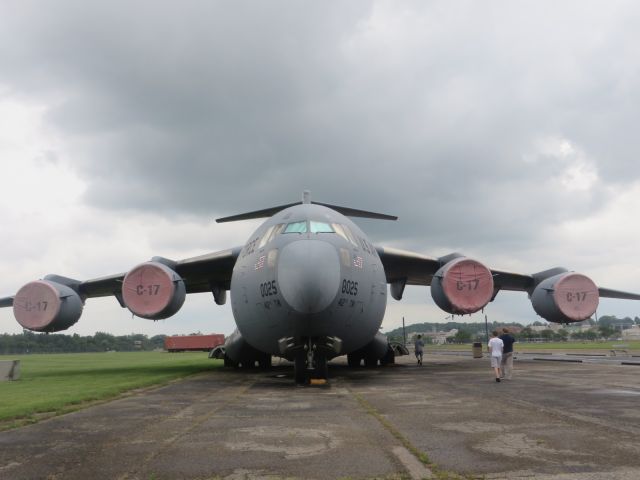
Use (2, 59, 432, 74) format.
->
(414, 334, 425, 366)
(488, 330, 504, 382)
(499, 328, 516, 380)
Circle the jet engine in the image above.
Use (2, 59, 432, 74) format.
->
(531, 272, 599, 323)
(13, 279, 83, 332)
(431, 257, 494, 314)
(122, 262, 186, 319)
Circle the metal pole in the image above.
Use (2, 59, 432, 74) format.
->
(484, 314, 490, 350)
(402, 316, 406, 346)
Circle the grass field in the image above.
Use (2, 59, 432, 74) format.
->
(0, 351, 221, 429)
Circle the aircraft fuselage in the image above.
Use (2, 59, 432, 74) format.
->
(230, 204, 387, 357)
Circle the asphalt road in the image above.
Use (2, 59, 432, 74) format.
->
(1, 353, 639, 479)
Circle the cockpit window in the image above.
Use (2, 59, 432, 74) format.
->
(258, 225, 275, 249)
(309, 221, 334, 233)
(333, 223, 359, 247)
(283, 221, 307, 234)
(259, 223, 285, 248)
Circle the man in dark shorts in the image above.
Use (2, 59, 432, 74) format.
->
(414, 335, 424, 365)
(499, 328, 516, 380)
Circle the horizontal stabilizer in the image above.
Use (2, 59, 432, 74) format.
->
(216, 201, 397, 223)
(598, 287, 640, 300)
(216, 202, 300, 223)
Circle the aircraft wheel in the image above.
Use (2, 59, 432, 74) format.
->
(380, 346, 396, 366)
(294, 355, 307, 384)
(258, 355, 272, 369)
(364, 356, 378, 368)
(347, 354, 361, 368)
(314, 355, 328, 380)
(223, 355, 238, 368)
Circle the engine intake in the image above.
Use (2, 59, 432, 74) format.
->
(122, 262, 186, 319)
(431, 257, 494, 314)
(13, 280, 83, 332)
(531, 272, 599, 323)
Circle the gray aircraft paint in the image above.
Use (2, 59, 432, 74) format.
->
(230, 203, 387, 357)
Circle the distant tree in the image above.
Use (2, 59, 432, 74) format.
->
(598, 325, 617, 339)
(554, 329, 569, 342)
(452, 330, 473, 344)
(518, 327, 535, 341)
(540, 329, 554, 341)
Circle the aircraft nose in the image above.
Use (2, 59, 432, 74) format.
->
(277, 240, 340, 314)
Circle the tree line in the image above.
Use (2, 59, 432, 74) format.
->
(386, 315, 640, 344)
(0, 331, 168, 354)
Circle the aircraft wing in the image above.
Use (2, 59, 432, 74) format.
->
(0, 247, 242, 307)
(376, 247, 441, 286)
(377, 246, 532, 290)
(172, 247, 242, 294)
(377, 246, 640, 300)
(78, 246, 242, 298)
(0, 296, 14, 307)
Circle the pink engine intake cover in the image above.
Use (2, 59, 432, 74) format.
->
(13, 281, 62, 330)
(553, 273, 599, 321)
(439, 258, 494, 314)
(122, 263, 177, 318)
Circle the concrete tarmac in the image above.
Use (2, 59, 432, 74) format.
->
(1, 354, 640, 479)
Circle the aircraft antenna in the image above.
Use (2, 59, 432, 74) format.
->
(302, 190, 311, 204)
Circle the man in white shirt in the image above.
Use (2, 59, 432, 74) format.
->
(488, 330, 504, 383)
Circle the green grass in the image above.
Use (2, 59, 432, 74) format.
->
(0, 351, 221, 428)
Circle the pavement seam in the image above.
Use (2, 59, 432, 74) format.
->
(117, 378, 254, 480)
(350, 390, 434, 480)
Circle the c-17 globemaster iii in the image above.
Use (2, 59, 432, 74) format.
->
(2, 191, 640, 384)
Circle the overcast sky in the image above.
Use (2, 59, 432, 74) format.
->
(1, 1, 640, 337)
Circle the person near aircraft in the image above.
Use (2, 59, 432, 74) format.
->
(488, 330, 504, 382)
(499, 328, 516, 380)
(414, 334, 424, 366)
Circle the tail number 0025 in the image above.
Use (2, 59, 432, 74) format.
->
(260, 280, 278, 297)
(342, 279, 358, 296)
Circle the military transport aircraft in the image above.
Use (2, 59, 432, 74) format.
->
(2, 191, 640, 383)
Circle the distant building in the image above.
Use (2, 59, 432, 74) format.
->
(409, 329, 456, 345)
(530, 323, 563, 332)
(622, 325, 640, 340)
(503, 326, 523, 334)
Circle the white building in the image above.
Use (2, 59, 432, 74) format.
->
(622, 325, 640, 340)
(409, 329, 457, 345)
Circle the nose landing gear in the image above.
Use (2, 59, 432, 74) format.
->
(279, 336, 341, 385)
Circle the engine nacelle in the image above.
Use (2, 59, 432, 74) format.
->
(122, 262, 186, 319)
(13, 280, 83, 332)
(531, 272, 599, 323)
(431, 257, 494, 314)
